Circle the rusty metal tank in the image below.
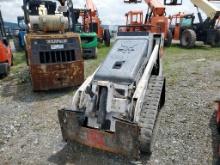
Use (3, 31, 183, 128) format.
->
(29, 15, 69, 32)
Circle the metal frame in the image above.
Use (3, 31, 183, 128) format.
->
(124, 0, 142, 3)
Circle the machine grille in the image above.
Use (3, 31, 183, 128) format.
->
(39, 50, 75, 64)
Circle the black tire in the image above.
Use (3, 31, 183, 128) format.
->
(93, 48, 98, 59)
(4, 63, 10, 76)
(217, 110, 220, 133)
(210, 30, 220, 47)
(25, 49, 29, 66)
(11, 54, 14, 66)
(160, 79, 166, 108)
(152, 55, 160, 76)
(103, 29, 111, 47)
(217, 122, 220, 133)
(164, 29, 172, 47)
(180, 29, 196, 48)
(23, 41, 29, 66)
(97, 87, 108, 128)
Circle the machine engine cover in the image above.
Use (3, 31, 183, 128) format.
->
(94, 36, 149, 84)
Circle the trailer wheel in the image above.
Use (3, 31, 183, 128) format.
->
(180, 29, 196, 48)
(164, 29, 172, 47)
(103, 29, 111, 47)
(97, 87, 108, 128)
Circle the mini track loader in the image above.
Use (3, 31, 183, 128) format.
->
(58, 30, 165, 158)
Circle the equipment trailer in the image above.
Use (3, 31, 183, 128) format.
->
(58, 29, 165, 158)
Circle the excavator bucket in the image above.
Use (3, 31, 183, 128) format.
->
(124, 0, 142, 3)
(163, 0, 182, 5)
(58, 109, 141, 158)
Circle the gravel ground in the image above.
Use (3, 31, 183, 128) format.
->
(0, 45, 219, 165)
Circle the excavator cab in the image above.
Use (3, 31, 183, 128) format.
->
(164, 0, 182, 5)
(124, 11, 146, 32)
(126, 11, 143, 26)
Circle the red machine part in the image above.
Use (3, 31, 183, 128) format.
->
(124, 10, 145, 31)
(126, 10, 144, 26)
(0, 41, 12, 66)
(86, 0, 97, 14)
(0, 10, 13, 76)
(144, 0, 168, 36)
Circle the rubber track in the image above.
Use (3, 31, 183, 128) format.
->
(138, 75, 165, 153)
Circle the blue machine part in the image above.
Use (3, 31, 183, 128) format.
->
(18, 30, 26, 48)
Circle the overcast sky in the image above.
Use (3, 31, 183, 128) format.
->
(0, 0, 219, 25)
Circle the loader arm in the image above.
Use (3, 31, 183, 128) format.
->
(164, 0, 220, 19)
(145, 0, 166, 16)
(191, 0, 220, 19)
(86, 0, 97, 13)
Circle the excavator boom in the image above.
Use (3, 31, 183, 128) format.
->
(145, 0, 165, 16)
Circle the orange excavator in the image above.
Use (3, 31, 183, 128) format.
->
(84, 0, 111, 46)
(123, 0, 173, 46)
(0, 10, 13, 77)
